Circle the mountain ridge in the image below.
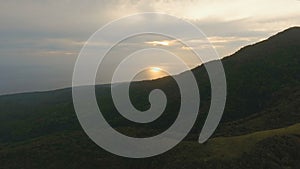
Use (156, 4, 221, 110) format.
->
(0, 27, 299, 169)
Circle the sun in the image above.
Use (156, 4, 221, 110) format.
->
(150, 67, 162, 73)
(147, 67, 167, 79)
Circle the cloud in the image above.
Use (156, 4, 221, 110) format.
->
(1, 0, 299, 58)
(145, 40, 177, 46)
(0, 0, 299, 94)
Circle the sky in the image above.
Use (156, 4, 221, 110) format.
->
(0, 0, 299, 95)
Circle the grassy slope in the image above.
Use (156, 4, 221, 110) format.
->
(0, 123, 299, 169)
(214, 84, 300, 137)
(166, 124, 300, 169)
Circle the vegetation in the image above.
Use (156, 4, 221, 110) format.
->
(0, 27, 299, 168)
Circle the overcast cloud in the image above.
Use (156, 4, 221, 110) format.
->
(0, 0, 299, 95)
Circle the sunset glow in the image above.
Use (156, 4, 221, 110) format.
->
(150, 67, 162, 73)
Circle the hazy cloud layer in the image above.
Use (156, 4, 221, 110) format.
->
(0, 0, 299, 94)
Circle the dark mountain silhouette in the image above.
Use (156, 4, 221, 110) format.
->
(0, 27, 299, 169)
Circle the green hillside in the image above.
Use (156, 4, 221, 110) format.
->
(1, 123, 299, 169)
(0, 27, 299, 169)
